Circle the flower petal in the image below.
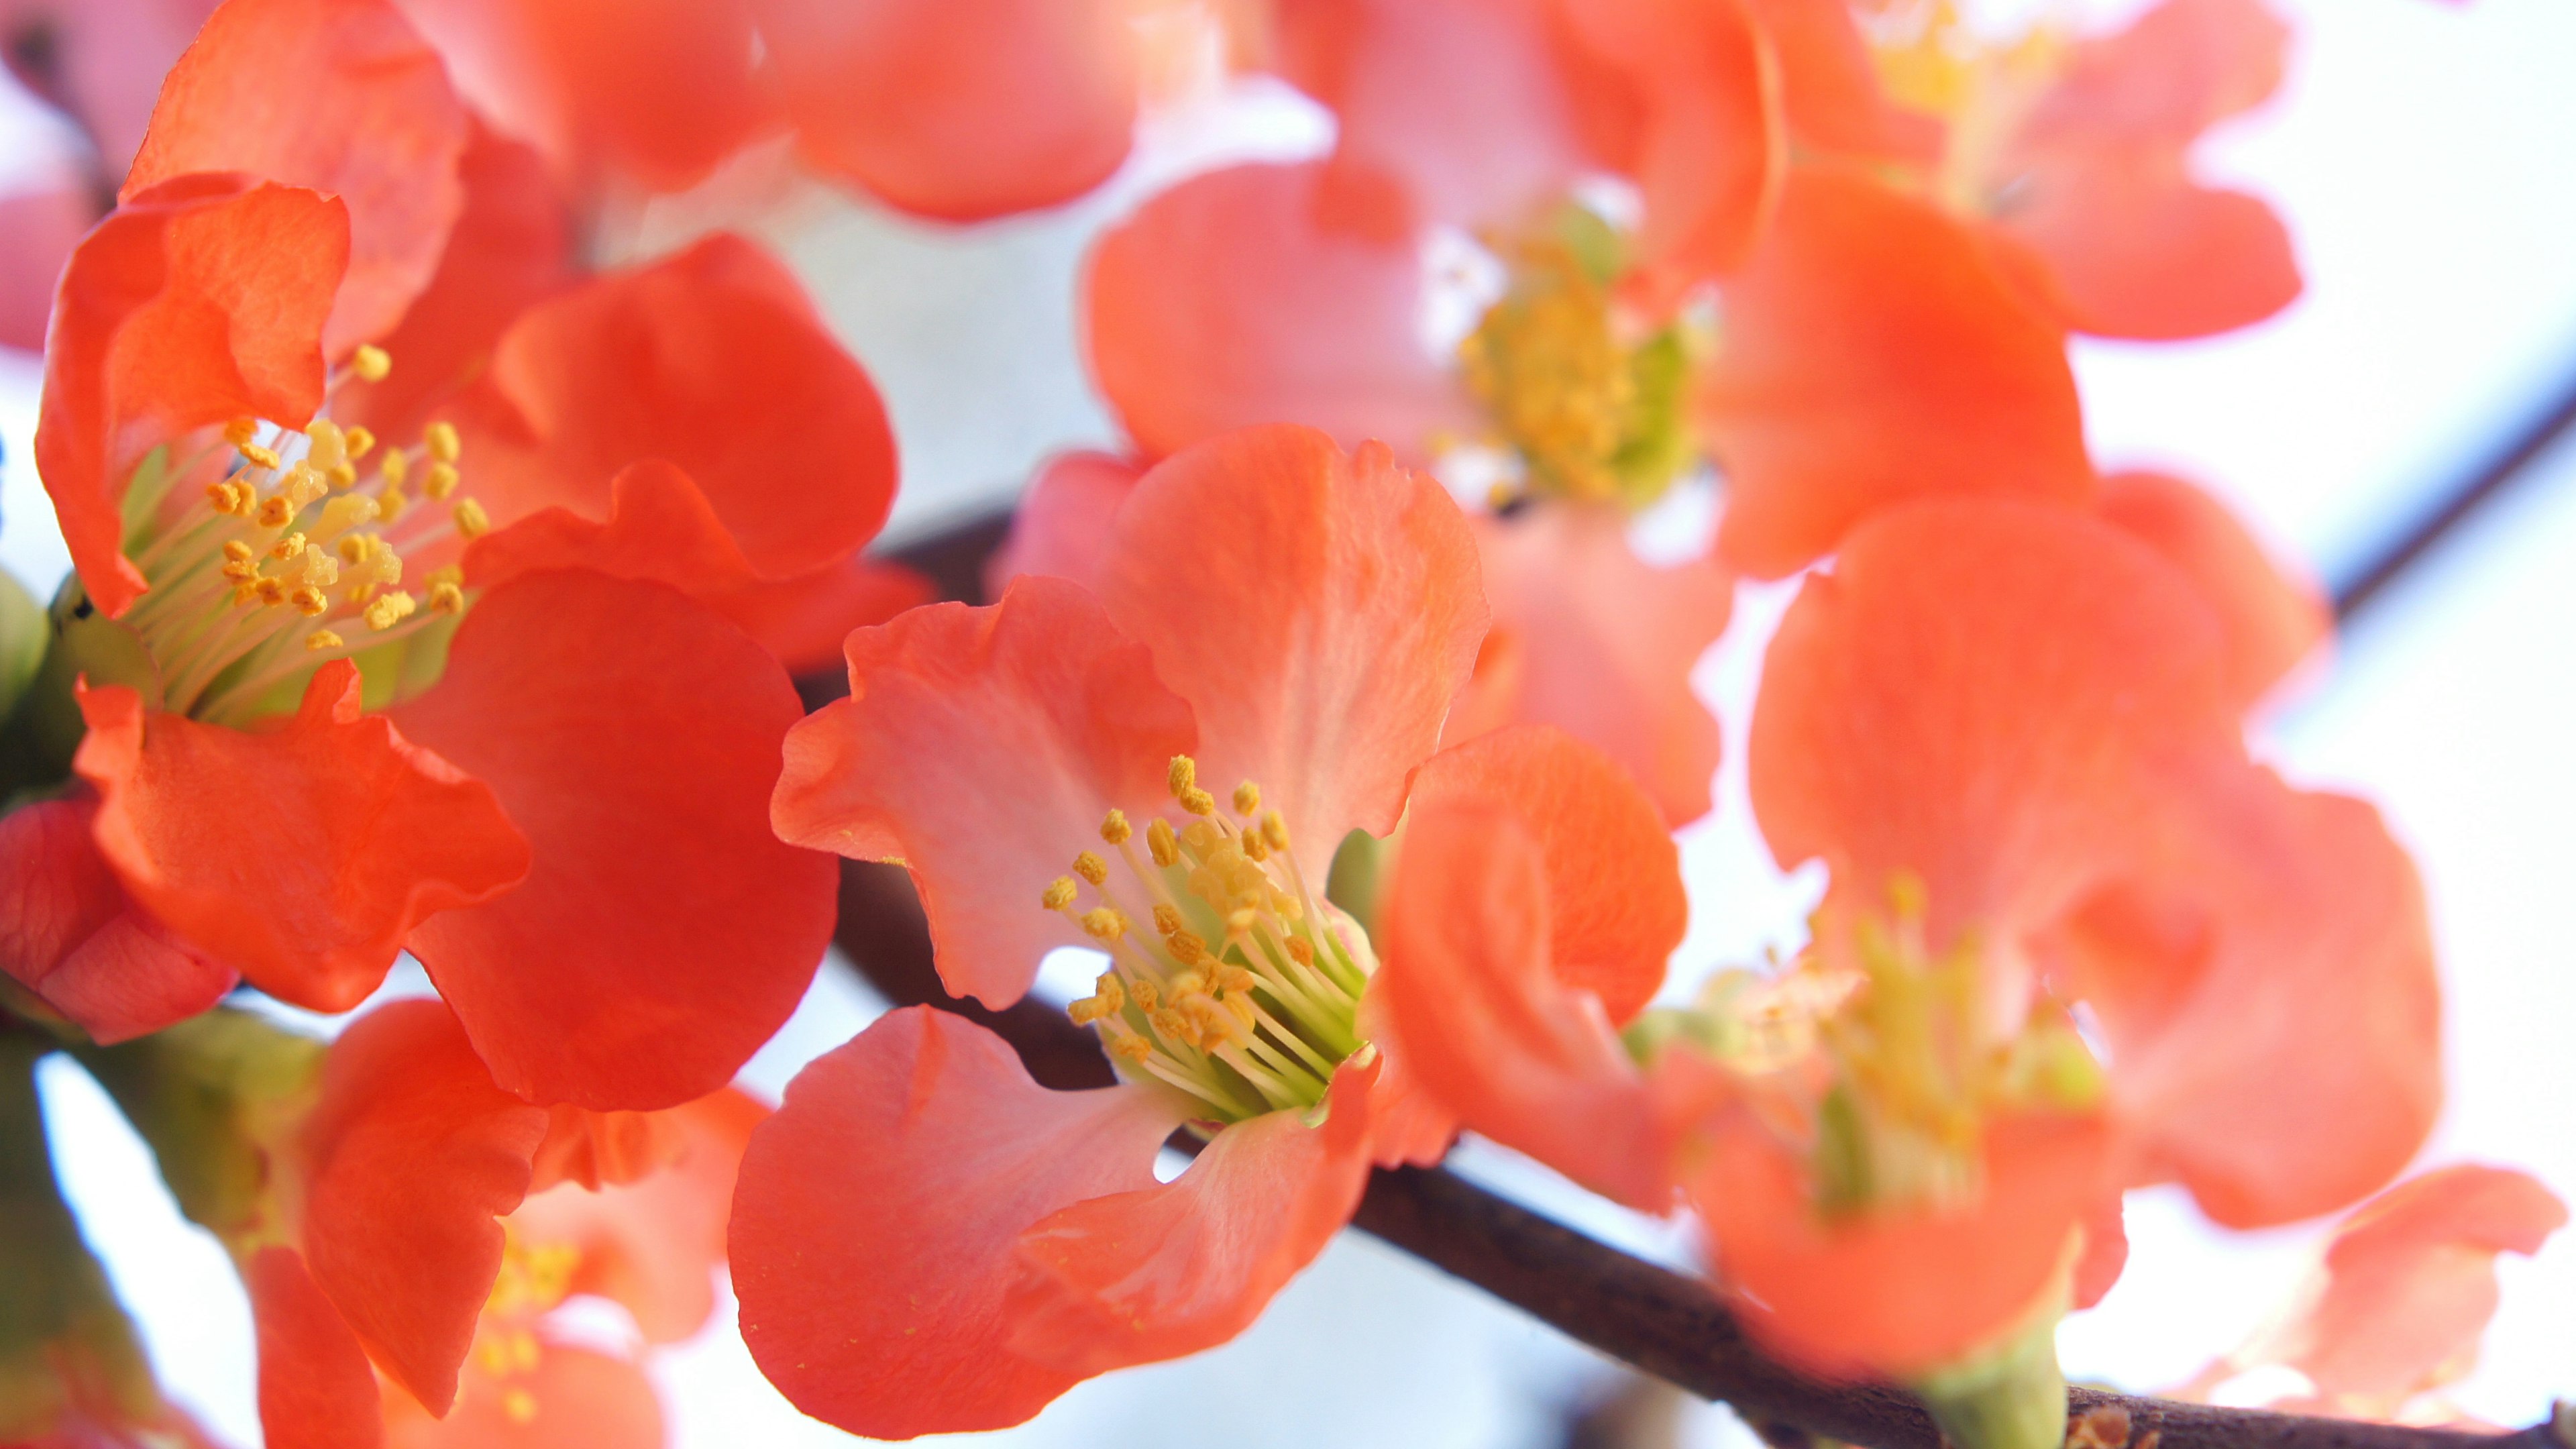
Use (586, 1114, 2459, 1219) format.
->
(0, 0, 217, 170)
(771, 575, 1196, 1009)
(1095, 425, 1488, 871)
(1374, 788, 1670, 1208)
(1689, 1107, 2112, 1376)
(985, 449, 1144, 597)
(35, 177, 347, 619)
(299, 998, 551, 1414)
(1085, 162, 1471, 462)
(384, 1340, 662, 1449)
(730, 1006, 1185, 1439)
(395, 570, 835, 1109)
(1743, 0, 1943, 164)
(753, 0, 1138, 221)
(702, 557, 936, 680)
(246, 1246, 381, 1449)
(448, 233, 896, 584)
(2098, 470, 2324, 710)
(0, 174, 95, 352)
(1702, 166, 2092, 579)
(1748, 498, 2235, 949)
(74, 663, 531, 1012)
(1450, 504, 1733, 825)
(1006, 1055, 1379, 1377)
(125, 0, 469, 355)
(390, 0, 774, 193)
(0, 794, 236, 1042)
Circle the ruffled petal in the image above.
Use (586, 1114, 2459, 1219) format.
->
(507, 1089, 765, 1343)
(1085, 162, 1471, 462)
(771, 576, 1195, 1009)
(1549, 0, 1782, 305)
(246, 1246, 381, 1449)
(448, 233, 896, 584)
(754, 0, 1138, 221)
(338, 120, 579, 446)
(1450, 504, 1733, 825)
(299, 999, 551, 1414)
(985, 449, 1144, 597)
(702, 557, 934, 679)
(2098, 471, 2325, 710)
(1688, 1106, 2112, 1377)
(1748, 499, 2235, 949)
(74, 663, 531, 1012)
(730, 1007, 1185, 1439)
(1742, 0, 1943, 163)
(1701, 166, 2092, 580)
(2049, 772, 2443, 1227)
(1270, 0, 1589, 228)
(1373, 789, 1668, 1208)
(35, 177, 347, 619)
(384, 1340, 661, 1449)
(1006, 1055, 1380, 1376)
(2251, 1166, 2567, 1409)
(1407, 724, 1685, 1022)
(125, 0, 469, 355)
(395, 570, 835, 1109)
(0, 176, 95, 352)
(1095, 425, 1488, 872)
(0, 794, 235, 1042)
(390, 0, 774, 193)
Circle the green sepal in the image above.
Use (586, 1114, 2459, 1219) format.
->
(1325, 826, 1392, 942)
(73, 1008, 325, 1248)
(0, 568, 48, 727)
(1913, 1297, 2072, 1449)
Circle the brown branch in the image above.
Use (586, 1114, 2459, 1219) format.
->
(824, 856, 2565, 1449)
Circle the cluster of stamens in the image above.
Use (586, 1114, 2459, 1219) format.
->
(1051, 755, 1370, 1123)
(119, 344, 491, 723)
(1862, 0, 2069, 215)
(474, 1227, 581, 1426)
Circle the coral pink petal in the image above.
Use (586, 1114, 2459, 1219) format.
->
(2099, 471, 2325, 710)
(299, 999, 551, 1414)
(35, 177, 347, 619)
(248, 1246, 383, 1449)
(125, 0, 468, 354)
(74, 665, 531, 1013)
(1007, 1055, 1380, 1376)
(396, 571, 835, 1110)
(771, 576, 1195, 1009)
(1452, 504, 1734, 825)
(731, 1007, 1185, 1439)
(1742, 0, 1943, 162)
(1085, 162, 1471, 462)
(1703, 166, 2092, 579)
(755, 0, 1138, 221)
(0, 176, 94, 352)
(704, 557, 935, 680)
(1376, 792, 1669, 1208)
(1095, 425, 1488, 873)
(384, 1340, 663, 1449)
(1749, 499, 2235, 949)
(986, 450, 1144, 597)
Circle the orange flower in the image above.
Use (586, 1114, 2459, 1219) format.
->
(1, 0, 914, 1108)
(733, 425, 1687, 1436)
(2176, 1165, 2567, 1424)
(1375, 498, 2432, 1419)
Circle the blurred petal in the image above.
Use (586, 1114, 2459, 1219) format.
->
(1408, 724, 1686, 1022)
(1375, 790, 1668, 1208)
(125, 0, 469, 354)
(0, 794, 235, 1042)
(449, 234, 896, 585)
(300, 999, 550, 1414)
(0, 174, 94, 352)
(985, 449, 1143, 596)
(771, 576, 1195, 1010)
(0, 0, 219, 168)
(1703, 166, 2092, 579)
(384, 1340, 661, 1449)
(755, 0, 1138, 221)
(246, 1246, 380, 1449)
(1451, 504, 1733, 824)
(1749, 499, 2234, 949)
(1007, 1057, 1379, 1376)
(74, 664, 531, 1012)
(396, 571, 835, 1109)
(35, 177, 347, 618)
(1690, 1108, 2112, 1376)
(1095, 426, 1488, 873)
(1742, 0, 1943, 163)
(2098, 470, 2325, 710)
(731, 1007, 1184, 1439)
(1085, 162, 1470, 462)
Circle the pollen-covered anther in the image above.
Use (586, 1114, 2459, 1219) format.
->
(1041, 876, 1079, 911)
(1146, 817, 1180, 867)
(238, 443, 282, 470)
(1167, 930, 1207, 965)
(1080, 908, 1129, 943)
(269, 532, 307, 562)
(1241, 830, 1271, 864)
(1167, 755, 1197, 796)
(379, 449, 408, 488)
(1151, 904, 1183, 937)
(425, 421, 460, 464)
(1182, 993, 1247, 1049)
(250, 576, 287, 607)
(254, 492, 297, 529)
(453, 497, 491, 539)
(205, 481, 252, 517)
(1285, 936, 1316, 969)
(1099, 808, 1132, 845)
(1179, 787, 1218, 817)
(425, 462, 458, 500)
(1232, 782, 1260, 814)
(428, 579, 466, 614)
(223, 417, 260, 447)
(1073, 851, 1109, 886)
(350, 343, 391, 382)
(342, 426, 376, 461)
(290, 586, 329, 617)
(1260, 810, 1289, 851)
(364, 591, 417, 631)
(306, 629, 345, 652)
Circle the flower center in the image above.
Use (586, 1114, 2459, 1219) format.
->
(1865, 0, 2070, 216)
(111, 344, 491, 725)
(474, 1226, 582, 1425)
(1457, 214, 1699, 511)
(1050, 755, 1368, 1124)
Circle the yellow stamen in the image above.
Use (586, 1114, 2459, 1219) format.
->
(453, 496, 490, 539)
(425, 420, 460, 463)
(238, 443, 282, 470)
(350, 343, 391, 382)
(223, 418, 260, 447)
(1041, 877, 1079, 911)
(343, 425, 376, 460)
(1073, 851, 1109, 886)
(425, 461, 458, 499)
(1100, 809, 1132, 845)
(1232, 782, 1260, 815)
